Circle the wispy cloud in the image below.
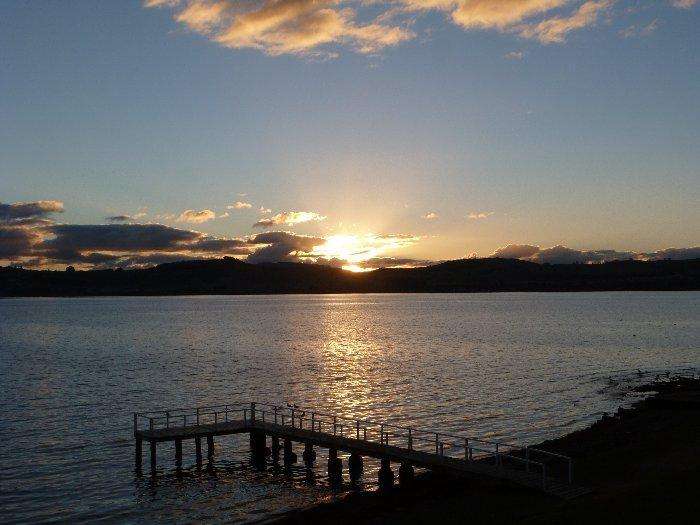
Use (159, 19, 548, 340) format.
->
(619, 18, 659, 38)
(504, 50, 524, 60)
(516, 0, 613, 44)
(254, 210, 326, 228)
(422, 211, 438, 220)
(670, 0, 697, 9)
(146, 0, 414, 57)
(468, 211, 494, 220)
(228, 201, 253, 210)
(144, 0, 633, 56)
(177, 209, 216, 223)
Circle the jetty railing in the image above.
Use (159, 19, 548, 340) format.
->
(134, 401, 573, 488)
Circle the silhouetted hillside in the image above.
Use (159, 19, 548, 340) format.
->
(1, 257, 699, 296)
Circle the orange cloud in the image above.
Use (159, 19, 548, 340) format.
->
(177, 209, 216, 223)
(228, 201, 253, 210)
(145, 1, 680, 55)
(517, 0, 612, 44)
(468, 211, 494, 220)
(254, 210, 326, 227)
(148, 0, 414, 56)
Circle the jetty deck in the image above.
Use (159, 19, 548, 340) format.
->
(134, 402, 587, 499)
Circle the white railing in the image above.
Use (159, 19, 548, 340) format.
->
(134, 401, 573, 488)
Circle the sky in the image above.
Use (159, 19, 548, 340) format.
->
(1, 0, 699, 270)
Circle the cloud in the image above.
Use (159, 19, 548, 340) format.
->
(228, 201, 253, 210)
(491, 244, 541, 259)
(0, 201, 424, 270)
(504, 50, 524, 59)
(144, 0, 181, 7)
(486, 243, 694, 264)
(0, 200, 257, 269)
(448, 0, 570, 30)
(534, 245, 635, 264)
(640, 247, 700, 261)
(254, 210, 326, 228)
(670, 0, 697, 8)
(516, 0, 612, 44)
(149, 1, 678, 54)
(619, 18, 658, 38)
(177, 209, 216, 223)
(146, 0, 414, 57)
(246, 231, 325, 263)
(0, 200, 64, 223)
(490, 243, 637, 264)
(468, 211, 494, 220)
(422, 211, 438, 220)
(0, 226, 43, 258)
(106, 215, 133, 222)
(33, 224, 252, 268)
(175, 0, 230, 32)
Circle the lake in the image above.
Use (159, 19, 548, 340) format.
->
(1, 292, 698, 523)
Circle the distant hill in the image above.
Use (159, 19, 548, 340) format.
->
(1, 257, 699, 296)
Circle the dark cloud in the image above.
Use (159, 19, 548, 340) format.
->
(0, 200, 64, 223)
(0, 226, 41, 258)
(533, 245, 635, 264)
(488, 244, 699, 264)
(41, 224, 201, 253)
(247, 231, 325, 263)
(106, 215, 133, 222)
(641, 247, 700, 261)
(491, 244, 540, 260)
(0, 202, 254, 268)
(33, 224, 254, 267)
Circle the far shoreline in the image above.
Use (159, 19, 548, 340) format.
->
(1, 288, 699, 299)
(2, 257, 698, 297)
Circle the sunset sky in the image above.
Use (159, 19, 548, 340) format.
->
(1, 1, 699, 270)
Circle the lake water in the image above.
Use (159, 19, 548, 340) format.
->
(1, 292, 698, 523)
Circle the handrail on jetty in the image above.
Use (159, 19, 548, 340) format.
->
(133, 402, 583, 498)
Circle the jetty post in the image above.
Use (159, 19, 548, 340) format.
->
(195, 436, 202, 469)
(378, 458, 394, 489)
(327, 448, 342, 484)
(206, 434, 214, 461)
(150, 441, 157, 475)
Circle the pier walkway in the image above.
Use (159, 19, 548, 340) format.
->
(134, 402, 587, 499)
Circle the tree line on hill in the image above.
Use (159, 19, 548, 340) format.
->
(1, 257, 698, 296)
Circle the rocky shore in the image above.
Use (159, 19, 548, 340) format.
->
(276, 376, 700, 524)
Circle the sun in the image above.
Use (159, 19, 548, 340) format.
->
(312, 235, 368, 271)
(314, 235, 362, 261)
(311, 233, 418, 272)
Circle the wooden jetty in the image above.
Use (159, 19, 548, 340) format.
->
(134, 402, 587, 499)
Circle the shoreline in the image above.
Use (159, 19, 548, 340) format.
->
(2, 289, 699, 299)
(274, 375, 700, 524)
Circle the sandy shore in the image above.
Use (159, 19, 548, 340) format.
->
(276, 376, 700, 524)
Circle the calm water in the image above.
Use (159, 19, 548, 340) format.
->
(1, 292, 698, 523)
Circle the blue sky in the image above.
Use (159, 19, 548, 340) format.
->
(1, 1, 698, 268)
